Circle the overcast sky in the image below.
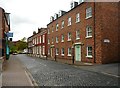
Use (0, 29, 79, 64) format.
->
(0, 0, 76, 41)
(0, 0, 119, 41)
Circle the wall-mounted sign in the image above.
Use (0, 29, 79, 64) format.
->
(6, 32, 13, 37)
(104, 39, 110, 43)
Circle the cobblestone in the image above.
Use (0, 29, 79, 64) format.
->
(17, 54, 119, 86)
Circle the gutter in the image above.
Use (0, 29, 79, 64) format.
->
(93, 2, 96, 63)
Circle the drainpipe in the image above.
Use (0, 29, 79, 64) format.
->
(93, 2, 96, 63)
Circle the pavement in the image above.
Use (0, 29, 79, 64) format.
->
(74, 63, 119, 78)
(2, 55, 34, 87)
(39, 56, 119, 78)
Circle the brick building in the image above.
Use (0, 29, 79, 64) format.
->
(28, 28, 47, 57)
(47, 1, 120, 64)
(0, 7, 10, 60)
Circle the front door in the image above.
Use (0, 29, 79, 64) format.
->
(75, 45, 81, 61)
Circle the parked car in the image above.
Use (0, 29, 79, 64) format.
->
(12, 53, 17, 55)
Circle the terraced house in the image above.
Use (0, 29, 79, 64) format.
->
(0, 7, 10, 60)
(28, 28, 47, 57)
(47, 1, 120, 64)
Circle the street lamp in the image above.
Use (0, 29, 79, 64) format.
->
(71, 41, 74, 64)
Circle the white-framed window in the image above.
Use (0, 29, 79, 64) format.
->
(48, 39, 50, 44)
(43, 35, 45, 43)
(68, 32, 72, 41)
(48, 29, 50, 34)
(35, 38, 37, 44)
(32, 39, 34, 44)
(52, 27, 54, 32)
(48, 48, 50, 55)
(61, 48, 64, 56)
(61, 20, 64, 29)
(39, 46, 41, 55)
(37, 37, 39, 44)
(76, 13, 80, 23)
(56, 36, 58, 43)
(86, 7, 92, 19)
(40, 36, 41, 43)
(86, 26, 92, 38)
(61, 34, 64, 42)
(86, 46, 92, 58)
(56, 48, 59, 55)
(68, 17, 72, 26)
(76, 30, 80, 40)
(56, 23, 59, 31)
(52, 37, 54, 44)
(43, 46, 45, 55)
(68, 48, 72, 56)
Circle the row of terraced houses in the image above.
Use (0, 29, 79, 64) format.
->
(27, 1, 120, 64)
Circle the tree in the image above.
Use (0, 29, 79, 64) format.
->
(9, 37, 27, 53)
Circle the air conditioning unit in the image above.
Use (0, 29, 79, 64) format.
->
(50, 16, 54, 22)
(71, 1, 78, 9)
(58, 10, 66, 17)
(54, 13, 58, 20)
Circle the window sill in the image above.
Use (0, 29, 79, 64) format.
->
(76, 38, 80, 40)
(67, 39, 71, 42)
(61, 41, 64, 43)
(68, 25, 71, 27)
(85, 16, 92, 20)
(61, 54, 64, 56)
(68, 54, 72, 56)
(75, 21, 80, 23)
(86, 56, 93, 58)
(86, 36, 92, 39)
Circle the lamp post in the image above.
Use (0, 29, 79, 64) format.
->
(71, 41, 74, 64)
(54, 47, 56, 61)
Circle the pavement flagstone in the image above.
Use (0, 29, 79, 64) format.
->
(2, 55, 34, 86)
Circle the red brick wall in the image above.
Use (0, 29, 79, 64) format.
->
(95, 2, 120, 64)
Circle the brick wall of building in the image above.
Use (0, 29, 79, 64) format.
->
(27, 28, 47, 58)
(95, 2, 120, 63)
(47, 2, 96, 64)
(47, 2, 119, 64)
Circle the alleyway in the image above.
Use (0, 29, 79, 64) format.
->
(17, 54, 119, 86)
(2, 55, 33, 86)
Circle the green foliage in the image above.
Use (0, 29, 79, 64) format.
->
(9, 37, 27, 53)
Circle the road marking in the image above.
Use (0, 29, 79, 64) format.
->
(25, 69, 38, 86)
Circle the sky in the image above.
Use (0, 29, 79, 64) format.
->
(0, 0, 119, 41)
(0, 0, 76, 41)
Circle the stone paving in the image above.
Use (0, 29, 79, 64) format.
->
(2, 55, 33, 86)
(17, 54, 119, 87)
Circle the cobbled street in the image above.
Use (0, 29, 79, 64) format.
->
(15, 54, 118, 86)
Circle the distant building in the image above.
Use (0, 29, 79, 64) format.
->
(47, 2, 120, 64)
(27, 28, 47, 57)
(0, 7, 10, 60)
